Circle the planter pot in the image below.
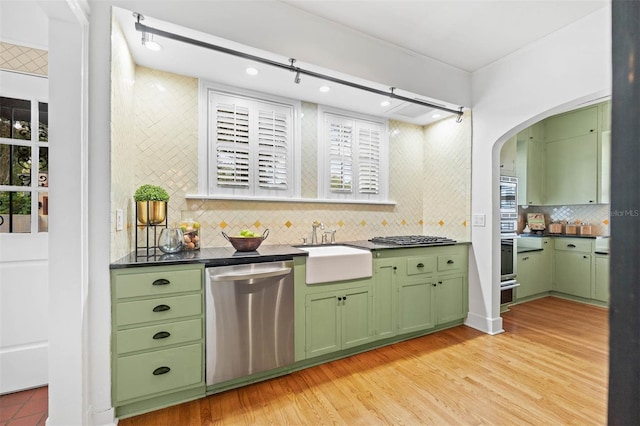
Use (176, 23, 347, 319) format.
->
(136, 201, 166, 225)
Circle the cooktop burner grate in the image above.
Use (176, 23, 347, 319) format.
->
(368, 235, 457, 246)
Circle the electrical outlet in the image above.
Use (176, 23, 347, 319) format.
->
(472, 214, 486, 227)
(116, 209, 124, 231)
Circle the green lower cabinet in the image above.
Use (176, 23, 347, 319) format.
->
(304, 286, 373, 358)
(553, 251, 592, 298)
(435, 275, 465, 324)
(398, 279, 435, 334)
(516, 252, 543, 299)
(373, 259, 398, 339)
(594, 255, 610, 303)
(111, 264, 205, 418)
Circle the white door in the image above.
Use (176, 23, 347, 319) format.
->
(0, 70, 49, 393)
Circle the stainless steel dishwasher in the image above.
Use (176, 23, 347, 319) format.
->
(205, 260, 294, 386)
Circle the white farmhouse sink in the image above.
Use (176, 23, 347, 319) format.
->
(298, 245, 373, 284)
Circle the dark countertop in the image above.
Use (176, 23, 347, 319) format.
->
(518, 233, 608, 239)
(595, 251, 609, 255)
(111, 244, 309, 269)
(111, 240, 470, 269)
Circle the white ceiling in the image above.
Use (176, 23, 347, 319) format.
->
(281, 0, 608, 73)
(114, 1, 608, 125)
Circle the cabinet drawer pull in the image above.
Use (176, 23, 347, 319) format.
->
(523, 257, 529, 261)
(152, 366, 171, 376)
(152, 304, 171, 312)
(153, 331, 171, 340)
(152, 278, 170, 286)
(438, 281, 443, 284)
(447, 259, 454, 264)
(416, 263, 424, 268)
(567, 244, 576, 248)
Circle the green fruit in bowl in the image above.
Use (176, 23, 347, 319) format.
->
(239, 229, 258, 238)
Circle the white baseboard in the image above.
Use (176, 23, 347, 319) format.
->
(465, 312, 504, 335)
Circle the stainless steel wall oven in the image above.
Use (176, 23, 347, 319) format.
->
(500, 176, 520, 304)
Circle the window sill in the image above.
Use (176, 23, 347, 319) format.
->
(185, 194, 397, 206)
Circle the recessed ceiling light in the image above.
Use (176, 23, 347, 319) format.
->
(432, 113, 442, 119)
(380, 100, 391, 107)
(245, 67, 259, 76)
(144, 40, 163, 52)
(319, 86, 330, 93)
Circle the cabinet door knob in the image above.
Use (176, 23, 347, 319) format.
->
(152, 278, 170, 286)
(153, 331, 171, 340)
(432, 283, 437, 287)
(152, 304, 171, 312)
(152, 366, 171, 376)
(584, 255, 589, 259)
(393, 266, 397, 271)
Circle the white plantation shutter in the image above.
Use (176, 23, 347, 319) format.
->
(204, 86, 299, 198)
(215, 102, 250, 188)
(257, 108, 289, 191)
(328, 118, 354, 193)
(357, 124, 381, 194)
(321, 110, 388, 201)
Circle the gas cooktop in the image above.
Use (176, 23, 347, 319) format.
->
(368, 235, 457, 246)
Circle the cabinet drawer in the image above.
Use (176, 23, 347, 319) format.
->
(114, 268, 202, 299)
(406, 257, 436, 276)
(116, 294, 202, 327)
(554, 239, 592, 252)
(437, 254, 463, 272)
(115, 343, 203, 402)
(116, 318, 202, 355)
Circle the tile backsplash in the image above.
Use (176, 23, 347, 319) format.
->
(109, 34, 472, 260)
(518, 204, 610, 236)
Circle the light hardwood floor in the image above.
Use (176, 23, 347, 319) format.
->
(121, 297, 608, 425)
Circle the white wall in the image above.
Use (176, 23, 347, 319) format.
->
(0, 1, 48, 48)
(466, 6, 612, 333)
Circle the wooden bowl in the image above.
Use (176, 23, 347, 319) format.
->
(222, 229, 269, 252)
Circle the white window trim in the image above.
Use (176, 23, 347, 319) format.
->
(198, 80, 301, 199)
(317, 105, 389, 202)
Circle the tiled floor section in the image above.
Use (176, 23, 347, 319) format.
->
(0, 387, 47, 426)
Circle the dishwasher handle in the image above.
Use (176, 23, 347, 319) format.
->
(209, 267, 292, 282)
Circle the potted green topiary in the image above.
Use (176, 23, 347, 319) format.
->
(134, 184, 170, 224)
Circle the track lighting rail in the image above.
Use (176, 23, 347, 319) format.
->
(134, 16, 464, 120)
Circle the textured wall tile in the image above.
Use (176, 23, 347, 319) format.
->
(0, 42, 47, 76)
(519, 204, 610, 236)
(110, 17, 136, 261)
(113, 68, 472, 253)
(423, 112, 472, 242)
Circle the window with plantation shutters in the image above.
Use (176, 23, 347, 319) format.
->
(200, 83, 300, 199)
(215, 102, 250, 188)
(319, 108, 388, 202)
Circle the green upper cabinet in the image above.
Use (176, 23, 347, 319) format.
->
(544, 105, 598, 141)
(516, 123, 544, 206)
(515, 101, 611, 206)
(544, 133, 598, 205)
(500, 135, 517, 177)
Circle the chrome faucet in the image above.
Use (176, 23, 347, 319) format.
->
(322, 229, 336, 244)
(311, 221, 324, 244)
